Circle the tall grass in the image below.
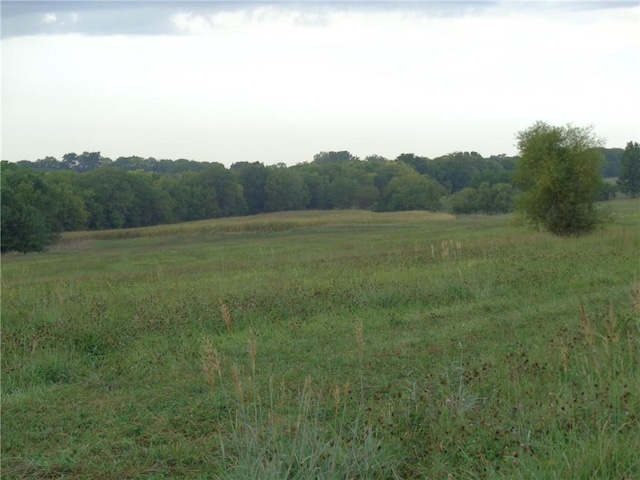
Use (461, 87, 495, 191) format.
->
(203, 333, 396, 479)
(51, 209, 456, 244)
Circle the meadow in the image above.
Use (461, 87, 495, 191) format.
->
(2, 200, 639, 479)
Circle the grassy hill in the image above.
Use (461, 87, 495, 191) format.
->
(2, 200, 639, 479)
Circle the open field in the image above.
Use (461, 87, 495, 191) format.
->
(2, 199, 639, 479)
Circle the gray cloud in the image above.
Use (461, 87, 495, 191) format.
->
(0, 1, 491, 38)
(1, 1, 238, 38)
(1, 1, 636, 38)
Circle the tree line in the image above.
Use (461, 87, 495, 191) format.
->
(2, 142, 638, 253)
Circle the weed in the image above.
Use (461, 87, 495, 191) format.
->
(201, 337, 221, 395)
(220, 301, 233, 333)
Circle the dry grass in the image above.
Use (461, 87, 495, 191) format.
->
(248, 328, 257, 376)
(202, 337, 222, 395)
(220, 301, 233, 333)
(579, 299, 595, 345)
(46, 238, 96, 253)
(355, 319, 365, 359)
(54, 210, 456, 242)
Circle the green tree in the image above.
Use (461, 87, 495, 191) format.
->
(328, 177, 359, 209)
(231, 162, 269, 214)
(600, 148, 624, 178)
(44, 171, 89, 231)
(379, 174, 444, 212)
(491, 183, 515, 213)
(514, 121, 605, 236)
(75, 152, 107, 172)
(312, 151, 359, 165)
(177, 171, 220, 221)
(1, 202, 50, 253)
(78, 168, 137, 229)
(29, 156, 64, 171)
(1, 162, 55, 253)
(59, 152, 109, 172)
(396, 153, 432, 175)
(300, 170, 331, 210)
(127, 171, 173, 226)
(449, 187, 481, 214)
(199, 163, 247, 217)
(112, 156, 149, 171)
(617, 141, 640, 198)
(371, 160, 416, 191)
(61, 152, 79, 170)
(265, 165, 310, 212)
(596, 180, 618, 201)
(448, 183, 514, 214)
(155, 172, 218, 222)
(352, 185, 380, 210)
(425, 152, 485, 193)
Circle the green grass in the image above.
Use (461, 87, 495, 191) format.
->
(2, 199, 639, 479)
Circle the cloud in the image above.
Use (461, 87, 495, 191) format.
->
(42, 13, 57, 24)
(170, 6, 333, 36)
(40, 11, 80, 28)
(2, 1, 179, 38)
(3, 1, 634, 39)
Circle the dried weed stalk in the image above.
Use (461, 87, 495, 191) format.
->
(220, 301, 233, 332)
(248, 328, 257, 375)
(355, 319, 365, 359)
(579, 299, 595, 345)
(202, 336, 222, 394)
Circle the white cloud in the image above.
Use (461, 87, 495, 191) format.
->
(171, 13, 213, 35)
(42, 13, 57, 24)
(40, 11, 80, 28)
(171, 6, 330, 36)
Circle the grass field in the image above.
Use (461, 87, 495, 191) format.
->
(2, 200, 639, 479)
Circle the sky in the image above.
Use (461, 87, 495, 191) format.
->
(1, 1, 639, 166)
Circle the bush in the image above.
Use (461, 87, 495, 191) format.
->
(514, 122, 605, 236)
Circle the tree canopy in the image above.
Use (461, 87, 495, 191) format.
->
(617, 141, 640, 198)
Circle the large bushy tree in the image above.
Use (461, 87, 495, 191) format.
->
(617, 141, 640, 198)
(514, 121, 605, 236)
(1, 162, 55, 253)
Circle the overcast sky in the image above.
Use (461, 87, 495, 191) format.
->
(2, 1, 638, 166)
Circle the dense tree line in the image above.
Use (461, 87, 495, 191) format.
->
(617, 141, 640, 198)
(1, 144, 632, 253)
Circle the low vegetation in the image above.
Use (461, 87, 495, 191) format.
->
(2, 199, 638, 478)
